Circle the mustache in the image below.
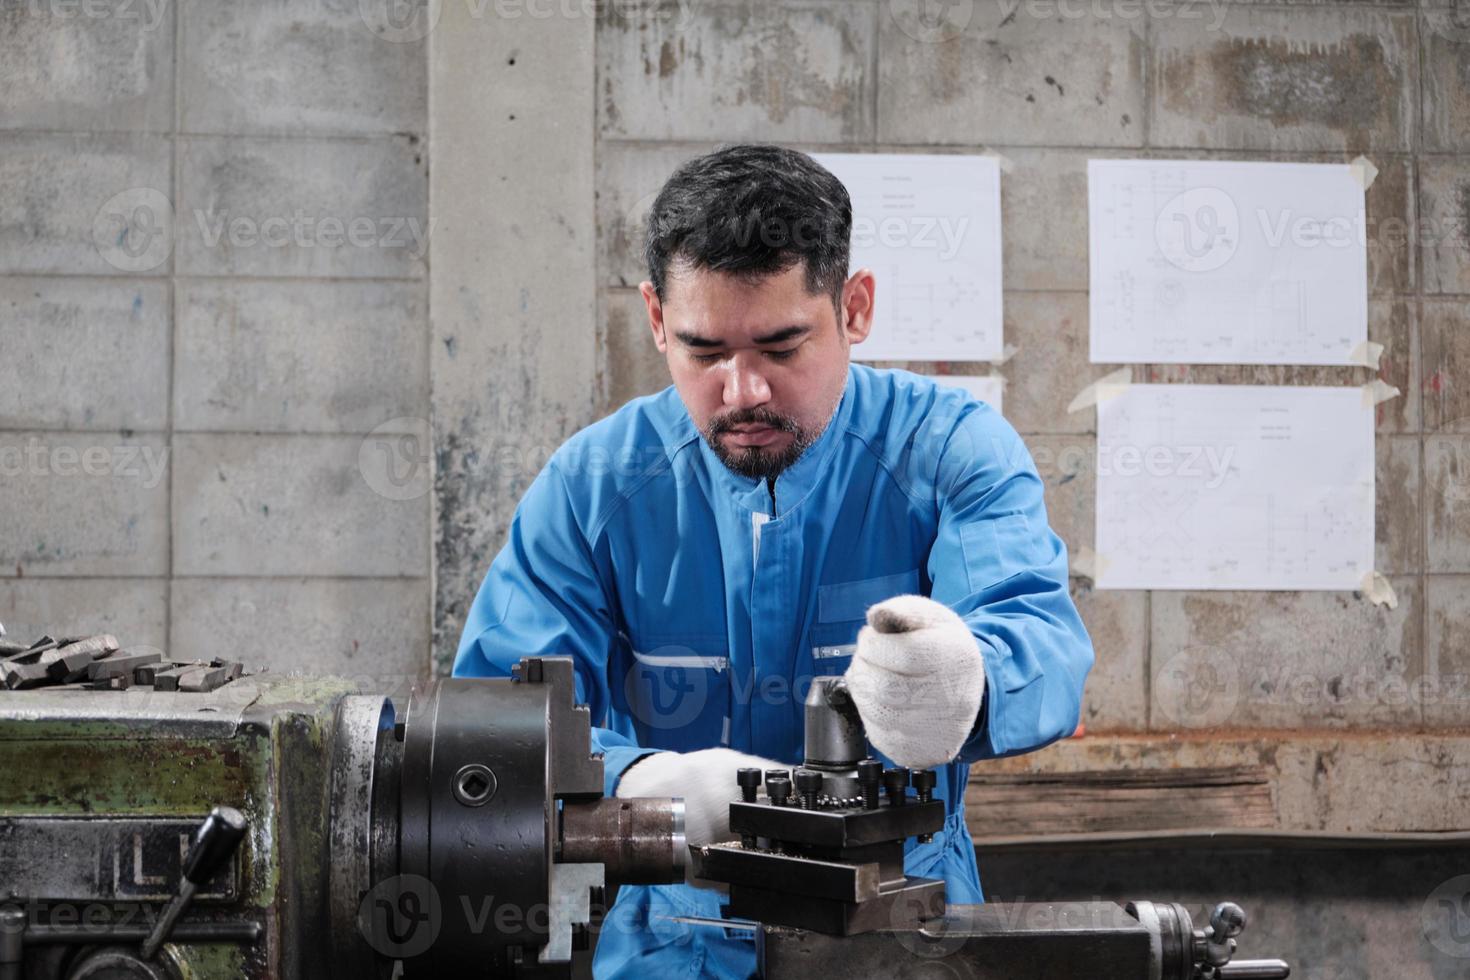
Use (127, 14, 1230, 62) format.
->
(706, 408, 800, 437)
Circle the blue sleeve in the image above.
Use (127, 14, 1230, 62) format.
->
(925, 406, 1094, 762)
(452, 460, 661, 796)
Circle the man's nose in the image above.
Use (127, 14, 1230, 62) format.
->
(722, 354, 772, 409)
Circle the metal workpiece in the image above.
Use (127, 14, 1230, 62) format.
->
(390, 655, 671, 973)
(758, 900, 1290, 980)
(803, 676, 865, 770)
(558, 796, 686, 884)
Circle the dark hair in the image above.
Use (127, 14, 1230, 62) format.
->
(644, 144, 852, 307)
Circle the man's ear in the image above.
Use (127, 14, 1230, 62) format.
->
(840, 269, 875, 345)
(640, 281, 669, 354)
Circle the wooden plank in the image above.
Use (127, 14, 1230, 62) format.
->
(965, 767, 1276, 840)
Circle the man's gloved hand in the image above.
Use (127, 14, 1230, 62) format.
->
(845, 594, 987, 770)
(615, 747, 784, 849)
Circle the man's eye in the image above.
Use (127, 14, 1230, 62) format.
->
(693, 352, 723, 363)
(765, 348, 798, 360)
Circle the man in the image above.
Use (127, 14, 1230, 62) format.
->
(455, 144, 1093, 977)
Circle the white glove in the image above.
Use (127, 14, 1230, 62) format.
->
(616, 747, 784, 848)
(845, 594, 986, 770)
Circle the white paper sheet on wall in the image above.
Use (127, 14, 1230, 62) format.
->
(1095, 384, 1374, 591)
(813, 153, 1003, 362)
(925, 374, 1004, 415)
(1088, 159, 1368, 366)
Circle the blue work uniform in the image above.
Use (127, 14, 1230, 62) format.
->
(454, 364, 1093, 979)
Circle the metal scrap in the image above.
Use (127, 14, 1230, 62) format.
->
(1, 632, 245, 692)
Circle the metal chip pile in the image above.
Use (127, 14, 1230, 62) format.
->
(0, 626, 244, 692)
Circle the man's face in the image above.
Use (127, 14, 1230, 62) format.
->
(642, 261, 874, 480)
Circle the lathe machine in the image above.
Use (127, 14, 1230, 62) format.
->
(0, 631, 1289, 979)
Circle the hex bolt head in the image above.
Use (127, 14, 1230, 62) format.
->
(794, 769, 823, 809)
(794, 769, 823, 794)
(737, 767, 763, 802)
(882, 767, 911, 805)
(766, 776, 792, 807)
(912, 769, 937, 803)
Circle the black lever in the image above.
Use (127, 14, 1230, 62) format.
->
(140, 806, 247, 960)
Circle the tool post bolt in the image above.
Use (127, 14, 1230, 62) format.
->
(883, 767, 910, 807)
(857, 759, 883, 811)
(794, 769, 823, 810)
(736, 768, 763, 803)
(766, 777, 792, 808)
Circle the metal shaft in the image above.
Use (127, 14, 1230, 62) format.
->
(1219, 960, 1292, 979)
(140, 879, 195, 960)
(559, 796, 686, 883)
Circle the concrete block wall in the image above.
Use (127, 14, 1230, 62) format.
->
(0, 0, 432, 695)
(593, 0, 1470, 757)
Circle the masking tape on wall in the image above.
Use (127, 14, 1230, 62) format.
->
(1348, 341, 1385, 369)
(1070, 546, 1110, 581)
(1349, 155, 1379, 191)
(1360, 571, 1398, 609)
(1361, 378, 1400, 408)
(990, 344, 1020, 366)
(1067, 367, 1132, 414)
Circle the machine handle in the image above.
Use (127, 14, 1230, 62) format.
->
(183, 806, 248, 886)
(141, 806, 248, 960)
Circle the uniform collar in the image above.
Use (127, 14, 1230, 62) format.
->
(693, 364, 856, 517)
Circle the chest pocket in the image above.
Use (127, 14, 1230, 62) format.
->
(809, 569, 922, 671)
(618, 632, 731, 750)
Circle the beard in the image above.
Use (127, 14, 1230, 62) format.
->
(702, 406, 817, 480)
